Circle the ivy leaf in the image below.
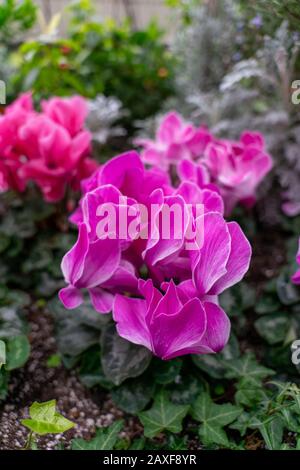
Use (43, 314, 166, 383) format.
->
(167, 434, 188, 450)
(229, 411, 253, 436)
(224, 353, 275, 387)
(5, 335, 30, 370)
(191, 393, 242, 447)
(129, 438, 146, 450)
(250, 415, 284, 450)
(21, 400, 75, 435)
(0, 340, 5, 369)
(280, 408, 300, 432)
(235, 378, 270, 407)
(101, 324, 152, 386)
(138, 391, 189, 438)
(71, 421, 123, 450)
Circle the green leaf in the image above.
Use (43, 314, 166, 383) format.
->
(277, 272, 300, 305)
(111, 376, 155, 414)
(46, 354, 61, 368)
(250, 415, 284, 450)
(0, 306, 26, 339)
(129, 437, 146, 450)
(235, 379, 269, 407)
(101, 324, 152, 386)
(152, 358, 182, 384)
(138, 391, 189, 438)
(170, 374, 205, 405)
(191, 393, 242, 448)
(21, 400, 75, 435)
(167, 434, 188, 450)
(192, 334, 240, 379)
(255, 295, 280, 314)
(5, 335, 30, 371)
(71, 421, 123, 450)
(224, 353, 275, 387)
(49, 298, 108, 357)
(0, 340, 5, 369)
(229, 411, 253, 436)
(0, 369, 8, 401)
(79, 346, 114, 390)
(254, 313, 289, 345)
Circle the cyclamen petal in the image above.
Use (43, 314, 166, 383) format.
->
(200, 302, 231, 353)
(113, 295, 152, 350)
(192, 212, 231, 295)
(113, 281, 229, 360)
(89, 287, 114, 313)
(210, 222, 252, 295)
(42, 96, 88, 138)
(292, 238, 300, 285)
(59, 286, 84, 309)
(61, 223, 89, 285)
(151, 298, 207, 360)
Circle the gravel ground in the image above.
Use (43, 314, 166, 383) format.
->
(0, 309, 143, 450)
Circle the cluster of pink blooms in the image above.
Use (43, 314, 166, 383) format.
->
(0, 93, 97, 202)
(136, 112, 273, 215)
(59, 150, 252, 360)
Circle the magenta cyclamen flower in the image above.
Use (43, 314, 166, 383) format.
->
(59, 150, 252, 360)
(135, 112, 212, 169)
(0, 93, 97, 201)
(113, 279, 230, 360)
(204, 132, 273, 215)
(292, 239, 300, 285)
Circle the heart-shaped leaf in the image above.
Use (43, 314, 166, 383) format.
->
(101, 324, 152, 386)
(21, 400, 75, 435)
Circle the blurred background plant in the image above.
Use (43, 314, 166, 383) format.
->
(11, 0, 176, 134)
(0, 0, 37, 98)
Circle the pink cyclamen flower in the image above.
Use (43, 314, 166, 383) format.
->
(70, 151, 171, 225)
(19, 115, 96, 202)
(135, 111, 212, 169)
(0, 92, 35, 192)
(113, 279, 230, 360)
(41, 96, 88, 138)
(292, 238, 300, 284)
(0, 93, 97, 201)
(59, 223, 138, 313)
(204, 131, 273, 215)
